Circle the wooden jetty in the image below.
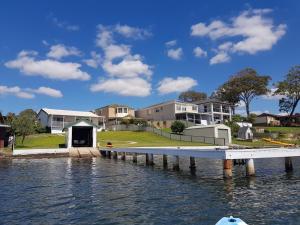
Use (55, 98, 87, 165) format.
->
(96, 146, 300, 178)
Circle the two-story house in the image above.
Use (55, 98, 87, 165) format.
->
(135, 99, 233, 127)
(94, 104, 135, 125)
(37, 108, 104, 134)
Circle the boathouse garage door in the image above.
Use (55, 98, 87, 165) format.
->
(72, 126, 93, 147)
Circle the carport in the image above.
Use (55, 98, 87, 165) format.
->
(64, 120, 98, 148)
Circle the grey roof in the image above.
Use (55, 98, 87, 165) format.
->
(63, 120, 100, 130)
(40, 108, 101, 118)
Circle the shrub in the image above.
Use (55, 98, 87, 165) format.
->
(171, 121, 185, 134)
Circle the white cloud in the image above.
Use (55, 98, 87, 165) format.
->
(47, 44, 81, 59)
(90, 77, 151, 97)
(210, 51, 230, 65)
(83, 51, 102, 68)
(157, 76, 197, 94)
(0, 85, 34, 99)
(104, 44, 131, 60)
(193, 46, 207, 58)
(5, 50, 90, 81)
(42, 40, 49, 46)
(95, 24, 153, 80)
(51, 16, 79, 31)
(167, 48, 183, 60)
(261, 88, 285, 100)
(30, 87, 63, 98)
(102, 55, 152, 78)
(0, 85, 62, 99)
(191, 9, 287, 64)
(115, 24, 151, 39)
(165, 40, 177, 47)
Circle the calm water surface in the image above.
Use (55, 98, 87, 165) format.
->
(0, 156, 300, 225)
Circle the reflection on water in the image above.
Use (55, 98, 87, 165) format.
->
(0, 156, 300, 225)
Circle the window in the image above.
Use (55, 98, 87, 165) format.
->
(53, 116, 63, 122)
(182, 107, 187, 111)
(155, 108, 160, 113)
(192, 105, 197, 111)
(176, 105, 181, 111)
(124, 108, 128, 113)
(117, 108, 122, 113)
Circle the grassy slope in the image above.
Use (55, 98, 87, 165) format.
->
(15, 131, 208, 149)
(259, 126, 300, 134)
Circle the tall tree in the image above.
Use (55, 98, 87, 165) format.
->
(178, 91, 207, 102)
(274, 65, 300, 116)
(13, 109, 37, 143)
(217, 68, 271, 117)
(213, 85, 240, 114)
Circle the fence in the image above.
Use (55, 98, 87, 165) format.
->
(106, 124, 226, 146)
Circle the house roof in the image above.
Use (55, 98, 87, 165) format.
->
(185, 124, 230, 130)
(63, 119, 100, 130)
(257, 113, 280, 118)
(0, 124, 10, 128)
(40, 108, 101, 118)
(238, 126, 251, 133)
(95, 104, 134, 110)
(193, 98, 232, 105)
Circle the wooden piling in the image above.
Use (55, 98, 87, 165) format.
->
(163, 154, 168, 168)
(112, 151, 118, 159)
(246, 159, 255, 176)
(107, 151, 111, 159)
(223, 159, 232, 178)
(173, 156, 180, 171)
(149, 154, 154, 165)
(189, 157, 196, 171)
(121, 152, 126, 160)
(285, 157, 293, 172)
(145, 153, 149, 165)
(133, 153, 138, 163)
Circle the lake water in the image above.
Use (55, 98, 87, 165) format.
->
(0, 156, 300, 225)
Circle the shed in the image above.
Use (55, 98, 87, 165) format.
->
(238, 126, 253, 140)
(64, 120, 99, 148)
(0, 124, 10, 148)
(183, 124, 232, 145)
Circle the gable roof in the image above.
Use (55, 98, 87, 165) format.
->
(63, 119, 100, 130)
(39, 108, 101, 118)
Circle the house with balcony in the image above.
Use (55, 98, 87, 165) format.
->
(37, 108, 104, 134)
(194, 99, 232, 124)
(135, 99, 232, 127)
(94, 104, 135, 125)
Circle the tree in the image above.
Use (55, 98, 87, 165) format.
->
(274, 65, 300, 116)
(13, 109, 37, 143)
(0, 112, 4, 124)
(217, 68, 270, 117)
(178, 91, 207, 103)
(171, 121, 185, 134)
(214, 85, 240, 114)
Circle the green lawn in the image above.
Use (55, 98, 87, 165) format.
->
(15, 131, 209, 149)
(16, 133, 65, 149)
(98, 131, 208, 147)
(258, 126, 300, 134)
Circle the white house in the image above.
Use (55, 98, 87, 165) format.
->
(64, 120, 98, 148)
(135, 99, 233, 126)
(37, 108, 105, 134)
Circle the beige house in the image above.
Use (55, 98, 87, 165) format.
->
(94, 104, 135, 125)
(254, 113, 281, 126)
(37, 108, 104, 134)
(135, 100, 232, 127)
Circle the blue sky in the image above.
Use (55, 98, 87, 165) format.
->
(0, 0, 299, 115)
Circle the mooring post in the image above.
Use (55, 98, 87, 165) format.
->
(121, 152, 126, 160)
(285, 157, 293, 172)
(189, 157, 196, 171)
(173, 156, 180, 171)
(112, 151, 118, 159)
(145, 153, 149, 165)
(107, 151, 111, 159)
(149, 154, 154, 165)
(133, 153, 138, 163)
(163, 154, 168, 168)
(246, 159, 255, 176)
(223, 159, 233, 179)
